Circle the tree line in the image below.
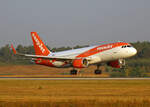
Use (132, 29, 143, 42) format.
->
(0, 44, 89, 65)
(0, 41, 150, 77)
(0, 41, 150, 65)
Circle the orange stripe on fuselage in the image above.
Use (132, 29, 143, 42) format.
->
(77, 42, 129, 58)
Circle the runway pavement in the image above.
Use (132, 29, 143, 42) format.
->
(0, 77, 150, 80)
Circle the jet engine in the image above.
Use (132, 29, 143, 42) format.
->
(72, 58, 89, 68)
(107, 59, 125, 68)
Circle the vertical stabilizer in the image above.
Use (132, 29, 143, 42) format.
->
(31, 32, 51, 56)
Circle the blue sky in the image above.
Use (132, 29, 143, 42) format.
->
(0, 0, 150, 47)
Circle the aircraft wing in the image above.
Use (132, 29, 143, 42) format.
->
(11, 44, 88, 61)
(23, 54, 76, 60)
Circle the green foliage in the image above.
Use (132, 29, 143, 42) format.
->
(0, 44, 34, 65)
(131, 41, 150, 59)
(0, 44, 15, 63)
(0, 44, 89, 65)
(128, 67, 149, 77)
(51, 46, 72, 52)
(127, 58, 150, 67)
(16, 45, 35, 54)
(110, 67, 149, 77)
(73, 45, 89, 49)
(110, 68, 126, 77)
(110, 72, 126, 77)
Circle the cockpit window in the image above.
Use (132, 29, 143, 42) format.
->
(122, 45, 132, 48)
(127, 45, 132, 47)
(122, 46, 126, 48)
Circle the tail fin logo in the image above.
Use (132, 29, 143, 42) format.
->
(32, 33, 45, 53)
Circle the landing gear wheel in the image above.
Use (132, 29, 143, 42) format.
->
(70, 69, 77, 75)
(94, 64, 102, 74)
(94, 70, 102, 74)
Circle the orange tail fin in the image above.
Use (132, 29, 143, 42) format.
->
(31, 32, 51, 56)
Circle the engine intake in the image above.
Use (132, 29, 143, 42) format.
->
(72, 58, 89, 68)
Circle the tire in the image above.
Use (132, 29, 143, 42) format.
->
(70, 70, 77, 75)
(94, 70, 102, 74)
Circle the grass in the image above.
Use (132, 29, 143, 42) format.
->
(0, 80, 150, 106)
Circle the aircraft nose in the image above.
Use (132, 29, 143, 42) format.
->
(131, 48, 137, 56)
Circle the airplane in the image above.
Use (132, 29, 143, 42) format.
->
(11, 32, 137, 75)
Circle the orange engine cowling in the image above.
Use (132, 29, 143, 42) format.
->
(72, 58, 89, 68)
(107, 60, 121, 68)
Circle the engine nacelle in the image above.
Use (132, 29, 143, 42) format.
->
(72, 58, 89, 68)
(107, 59, 125, 68)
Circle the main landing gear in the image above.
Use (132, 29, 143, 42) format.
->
(94, 65, 102, 74)
(70, 65, 102, 75)
(70, 69, 78, 75)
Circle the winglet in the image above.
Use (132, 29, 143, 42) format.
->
(11, 44, 17, 54)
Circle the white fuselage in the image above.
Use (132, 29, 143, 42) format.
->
(48, 44, 137, 67)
